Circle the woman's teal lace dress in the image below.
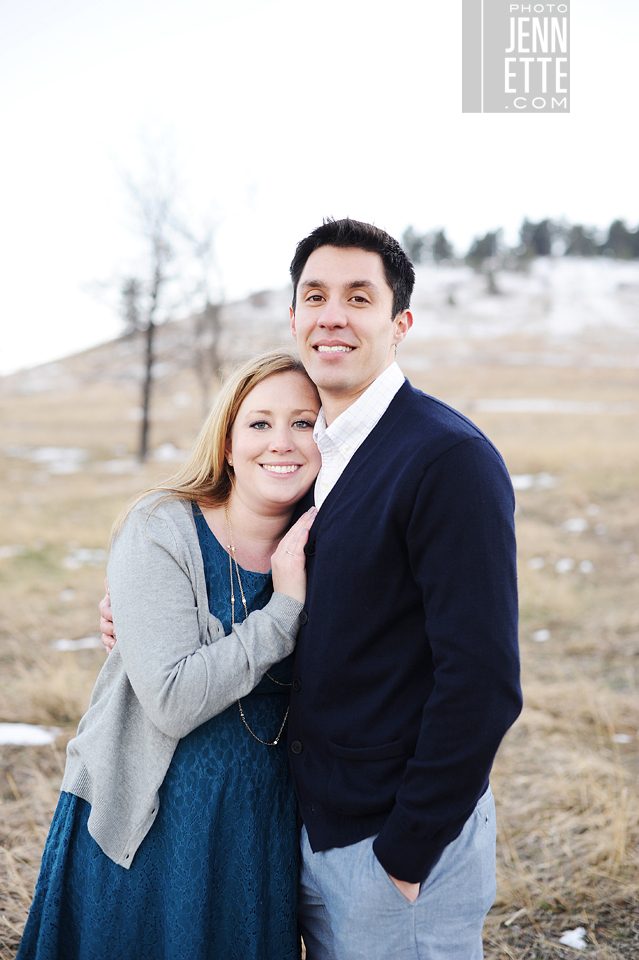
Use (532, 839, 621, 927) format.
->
(17, 505, 299, 960)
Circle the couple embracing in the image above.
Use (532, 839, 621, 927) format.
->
(18, 219, 521, 960)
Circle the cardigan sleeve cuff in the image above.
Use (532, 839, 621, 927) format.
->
(372, 812, 446, 885)
(264, 592, 306, 636)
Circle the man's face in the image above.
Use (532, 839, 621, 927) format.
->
(290, 246, 412, 410)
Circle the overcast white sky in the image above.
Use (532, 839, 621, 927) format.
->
(1, 0, 637, 374)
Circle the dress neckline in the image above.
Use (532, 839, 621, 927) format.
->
(192, 502, 271, 579)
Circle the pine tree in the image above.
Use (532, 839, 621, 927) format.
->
(565, 225, 598, 257)
(432, 229, 453, 263)
(519, 218, 555, 257)
(465, 231, 500, 268)
(601, 220, 638, 259)
(401, 226, 425, 264)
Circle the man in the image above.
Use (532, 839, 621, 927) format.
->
(285, 219, 521, 959)
(102, 218, 521, 958)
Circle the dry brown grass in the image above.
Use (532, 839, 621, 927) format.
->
(1, 333, 638, 957)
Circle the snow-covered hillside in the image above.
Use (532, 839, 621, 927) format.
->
(1, 258, 638, 397)
(409, 258, 639, 342)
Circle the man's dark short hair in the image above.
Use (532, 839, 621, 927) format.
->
(290, 218, 415, 318)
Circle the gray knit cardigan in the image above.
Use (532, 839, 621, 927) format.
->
(61, 495, 304, 868)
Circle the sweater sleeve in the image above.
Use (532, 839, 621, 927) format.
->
(108, 508, 303, 739)
(372, 437, 522, 883)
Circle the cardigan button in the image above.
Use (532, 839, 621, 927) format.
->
(292, 678, 301, 692)
(299, 611, 308, 625)
(291, 740, 303, 755)
(304, 541, 316, 556)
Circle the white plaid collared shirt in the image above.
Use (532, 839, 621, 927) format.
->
(313, 362, 405, 510)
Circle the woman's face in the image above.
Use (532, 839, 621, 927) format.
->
(226, 371, 321, 514)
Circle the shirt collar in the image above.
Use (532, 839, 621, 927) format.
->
(313, 362, 405, 446)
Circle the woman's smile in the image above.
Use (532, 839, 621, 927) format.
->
(260, 463, 302, 474)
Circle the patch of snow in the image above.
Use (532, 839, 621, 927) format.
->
(558, 926, 587, 950)
(153, 443, 187, 462)
(527, 557, 545, 570)
(0, 723, 61, 745)
(0, 545, 27, 559)
(51, 635, 103, 651)
(535, 472, 558, 489)
(15, 364, 77, 395)
(612, 734, 633, 744)
(532, 629, 551, 643)
(511, 475, 534, 490)
(578, 560, 594, 574)
(555, 558, 575, 574)
(473, 399, 637, 415)
(511, 472, 558, 491)
(562, 518, 588, 534)
(5, 446, 88, 474)
(30, 447, 87, 470)
(62, 548, 107, 570)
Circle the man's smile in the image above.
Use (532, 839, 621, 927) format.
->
(313, 342, 355, 354)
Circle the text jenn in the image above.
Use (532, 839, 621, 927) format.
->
(505, 17, 567, 53)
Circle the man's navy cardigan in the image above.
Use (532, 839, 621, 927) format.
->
(288, 380, 522, 884)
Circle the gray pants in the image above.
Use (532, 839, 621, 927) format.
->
(298, 787, 497, 960)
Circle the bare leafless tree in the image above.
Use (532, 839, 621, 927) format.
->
(117, 149, 182, 461)
(110, 136, 226, 456)
(191, 301, 223, 415)
(182, 220, 225, 415)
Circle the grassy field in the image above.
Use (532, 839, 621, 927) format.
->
(1, 336, 638, 957)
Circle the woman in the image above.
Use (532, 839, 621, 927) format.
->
(18, 351, 321, 960)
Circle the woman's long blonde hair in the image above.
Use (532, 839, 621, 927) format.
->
(110, 350, 316, 541)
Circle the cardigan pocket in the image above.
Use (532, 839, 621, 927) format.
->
(326, 739, 407, 816)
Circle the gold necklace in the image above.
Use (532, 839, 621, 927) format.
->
(225, 506, 290, 746)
